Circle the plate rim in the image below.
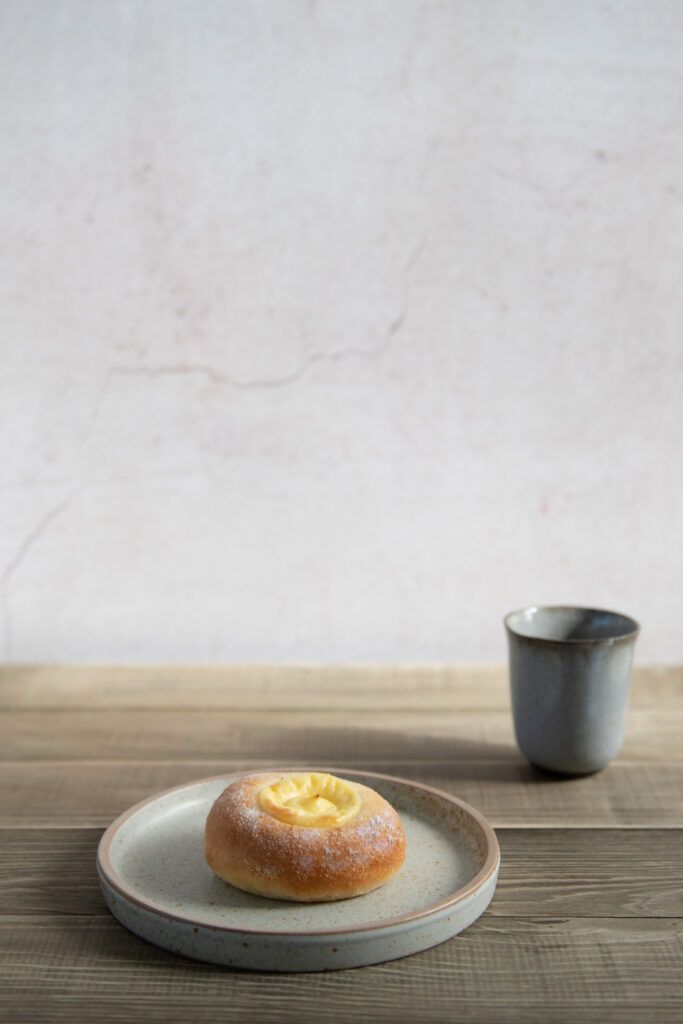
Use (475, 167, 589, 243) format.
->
(97, 766, 500, 938)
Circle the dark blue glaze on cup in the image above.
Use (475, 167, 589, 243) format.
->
(505, 606, 640, 775)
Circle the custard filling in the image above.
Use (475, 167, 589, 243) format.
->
(258, 772, 361, 828)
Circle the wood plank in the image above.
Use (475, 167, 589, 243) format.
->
(2, 707, 681, 763)
(0, 664, 679, 710)
(0, 829, 106, 916)
(0, 664, 506, 710)
(0, 916, 681, 1023)
(2, 760, 682, 828)
(0, 709, 517, 762)
(496, 829, 683, 917)
(2, 828, 681, 919)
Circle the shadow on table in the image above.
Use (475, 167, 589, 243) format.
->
(248, 721, 574, 786)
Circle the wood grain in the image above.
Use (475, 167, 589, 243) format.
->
(2, 663, 682, 1022)
(0, 664, 679, 710)
(0, 709, 518, 762)
(1, 916, 681, 1023)
(2, 828, 681, 919)
(2, 707, 680, 762)
(496, 828, 683, 917)
(2, 760, 682, 828)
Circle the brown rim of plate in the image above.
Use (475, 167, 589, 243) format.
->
(96, 766, 500, 938)
(504, 605, 640, 645)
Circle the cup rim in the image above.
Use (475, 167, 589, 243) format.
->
(504, 604, 640, 645)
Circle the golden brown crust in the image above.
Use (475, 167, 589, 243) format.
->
(205, 772, 406, 902)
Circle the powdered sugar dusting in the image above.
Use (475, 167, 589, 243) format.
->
(208, 772, 405, 892)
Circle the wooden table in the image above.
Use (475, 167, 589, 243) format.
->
(1, 665, 682, 1023)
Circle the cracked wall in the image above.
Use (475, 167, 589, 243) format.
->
(1, 1, 682, 662)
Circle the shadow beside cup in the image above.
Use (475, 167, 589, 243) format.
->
(504, 605, 640, 776)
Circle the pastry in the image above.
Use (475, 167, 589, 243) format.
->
(205, 770, 406, 902)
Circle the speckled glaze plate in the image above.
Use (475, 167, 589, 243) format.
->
(97, 768, 500, 972)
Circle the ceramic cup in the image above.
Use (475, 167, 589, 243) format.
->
(504, 605, 640, 775)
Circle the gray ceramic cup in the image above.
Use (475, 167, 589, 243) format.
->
(504, 605, 640, 775)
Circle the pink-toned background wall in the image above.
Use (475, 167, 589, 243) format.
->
(2, 1, 681, 663)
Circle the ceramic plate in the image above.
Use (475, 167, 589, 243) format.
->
(97, 768, 500, 971)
